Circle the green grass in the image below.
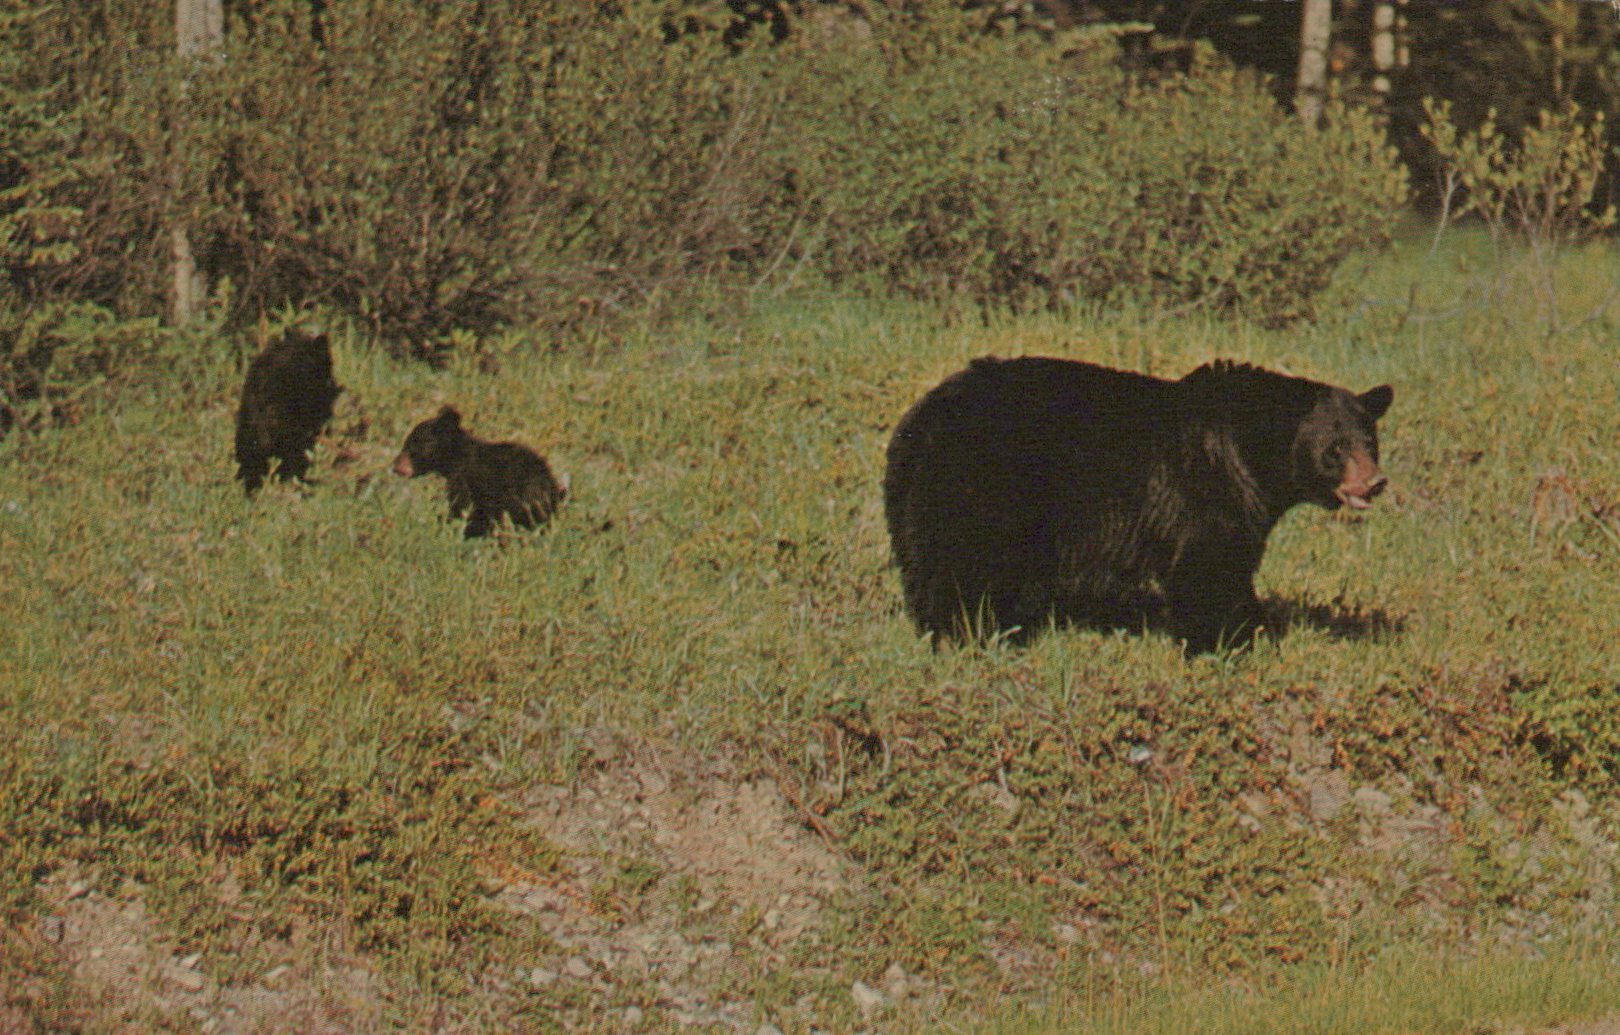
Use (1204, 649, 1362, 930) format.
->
(3, 228, 1620, 1030)
(981, 942, 1620, 1035)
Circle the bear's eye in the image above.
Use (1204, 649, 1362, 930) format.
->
(1324, 444, 1344, 466)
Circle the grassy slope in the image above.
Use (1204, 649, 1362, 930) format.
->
(2, 232, 1619, 1030)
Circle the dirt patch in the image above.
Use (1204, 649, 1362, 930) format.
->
(498, 735, 872, 1030)
(31, 870, 374, 1035)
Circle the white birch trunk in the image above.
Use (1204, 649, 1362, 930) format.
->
(172, 0, 223, 325)
(1371, 2, 1395, 95)
(1295, 0, 1332, 127)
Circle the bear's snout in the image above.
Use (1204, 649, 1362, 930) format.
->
(392, 452, 415, 477)
(1334, 453, 1387, 510)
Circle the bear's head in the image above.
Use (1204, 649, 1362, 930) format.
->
(393, 406, 467, 478)
(1292, 385, 1393, 511)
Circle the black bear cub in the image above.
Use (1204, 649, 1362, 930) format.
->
(393, 406, 566, 539)
(234, 329, 342, 494)
(883, 356, 1393, 654)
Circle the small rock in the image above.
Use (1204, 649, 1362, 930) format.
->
(64, 881, 90, 901)
(624, 1005, 644, 1026)
(1353, 787, 1393, 815)
(528, 967, 558, 987)
(263, 964, 291, 984)
(1127, 745, 1153, 766)
(757, 1025, 786, 1035)
(179, 952, 202, 970)
(851, 979, 886, 1016)
(563, 956, 593, 980)
(883, 961, 909, 998)
(974, 781, 1021, 816)
(1051, 922, 1080, 945)
(166, 966, 206, 993)
(38, 916, 64, 944)
(1307, 770, 1352, 822)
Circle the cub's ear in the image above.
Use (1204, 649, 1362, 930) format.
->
(436, 405, 462, 426)
(1359, 385, 1393, 420)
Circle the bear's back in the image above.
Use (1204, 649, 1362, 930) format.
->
(464, 440, 564, 513)
(887, 356, 1182, 491)
(240, 338, 339, 432)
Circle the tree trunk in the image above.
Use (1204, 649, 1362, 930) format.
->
(172, 0, 223, 326)
(1295, 0, 1332, 127)
(1395, 0, 1409, 72)
(1371, 2, 1394, 95)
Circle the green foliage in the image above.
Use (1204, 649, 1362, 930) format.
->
(0, 1, 1407, 368)
(1420, 98, 1614, 331)
(767, 35, 1406, 326)
(1422, 98, 1616, 250)
(0, 5, 150, 427)
(186, 0, 766, 355)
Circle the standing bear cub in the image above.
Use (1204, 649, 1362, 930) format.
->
(393, 406, 566, 539)
(883, 356, 1393, 653)
(234, 329, 342, 494)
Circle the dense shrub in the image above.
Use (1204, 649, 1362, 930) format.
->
(2, 0, 1407, 378)
(0, 5, 166, 428)
(765, 29, 1408, 326)
(183, 1, 766, 356)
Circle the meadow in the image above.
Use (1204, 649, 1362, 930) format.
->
(3, 229, 1620, 1032)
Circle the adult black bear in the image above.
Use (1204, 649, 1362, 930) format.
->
(883, 357, 1393, 654)
(392, 406, 566, 539)
(234, 329, 342, 494)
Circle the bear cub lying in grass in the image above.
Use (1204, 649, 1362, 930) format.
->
(234, 329, 342, 494)
(393, 406, 566, 538)
(883, 356, 1393, 654)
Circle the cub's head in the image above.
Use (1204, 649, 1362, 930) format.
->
(393, 406, 466, 478)
(1293, 384, 1393, 511)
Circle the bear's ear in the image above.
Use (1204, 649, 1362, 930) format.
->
(436, 405, 461, 426)
(1358, 385, 1393, 420)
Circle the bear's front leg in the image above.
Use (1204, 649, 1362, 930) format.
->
(1164, 540, 1265, 655)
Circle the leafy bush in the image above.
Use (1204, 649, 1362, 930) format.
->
(181, 1, 767, 355)
(1421, 98, 1614, 251)
(1419, 98, 1614, 329)
(3, 0, 1407, 370)
(765, 31, 1407, 326)
(0, 6, 152, 428)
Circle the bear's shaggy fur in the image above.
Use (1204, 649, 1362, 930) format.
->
(393, 406, 566, 539)
(883, 356, 1393, 653)
(234, 329, 342, 494)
